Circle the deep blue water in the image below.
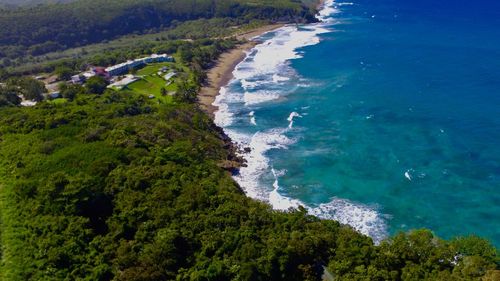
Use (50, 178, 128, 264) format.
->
(214, 0, 500, 245)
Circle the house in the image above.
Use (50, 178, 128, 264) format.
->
(106, 60, 142, 76)
(20, 100, 37, 107)
(70, 54, 175, 82)
(82, 71, 95, 79)
(163, 72, 176, 81)
(105, 54, 174, 77)
(151, 53, 174, 62)
(71, 74, 85, 84)
(107, 74, 139, 90)
(92, 67, 110, 79)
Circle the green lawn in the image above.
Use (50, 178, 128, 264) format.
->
(124, 62, 179, 104)
(48, 98, 68, 105)
(136, 62, 172, 76)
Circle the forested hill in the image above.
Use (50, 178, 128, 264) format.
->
(0, 0, 317, 58)
(0, 91, 498, 280)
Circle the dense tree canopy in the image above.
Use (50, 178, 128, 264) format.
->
(85, 75, 108, 94)
(0, 77, 47, 104)
(0, 0, 318, 58)
(55, 65, 74, 81)
(0, 84, 21, 107)
(0, 90, 497, 280)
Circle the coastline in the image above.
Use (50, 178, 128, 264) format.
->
(197, 24, 283, 118)
(197, 0, 328, 117)
(196, 0, 390, 242)
(197, 0, 330, 202)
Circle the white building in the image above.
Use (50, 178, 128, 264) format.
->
(163, 72, 176, 81)
(105, 54, 173, 76)
(71, 74, 85, 84)
(107, 74, 139, 90)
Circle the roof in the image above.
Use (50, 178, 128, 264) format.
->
(102, 54, 173, 75)
(93, 67, 108, 74)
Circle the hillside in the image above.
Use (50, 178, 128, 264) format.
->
(0, 0, 317, 59)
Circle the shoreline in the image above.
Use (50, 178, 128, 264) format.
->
(197, 0, 327, 117)
(197, 24, 284, 118)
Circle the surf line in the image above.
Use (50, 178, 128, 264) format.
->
(213, 0, 389, 244)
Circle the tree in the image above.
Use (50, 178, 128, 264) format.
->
(160, 87, 168, 96)
(59, 83, 86, 100)
(0, 68, 8, 80)
(6, 77, 46, 101)
(0, 86, 21, 107)
(22, 78, 46, 101)
(55, 66, 74, 81)
(178, 45, 194, 63)
(85, 76, 108, 94)
(174, 81, 197, 103)
(1, 58, 12, 67)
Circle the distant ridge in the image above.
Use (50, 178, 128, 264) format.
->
(0, 0, 75, 6)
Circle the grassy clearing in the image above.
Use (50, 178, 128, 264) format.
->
(48, 98, 68, 105)
(124, 62, 179, 104)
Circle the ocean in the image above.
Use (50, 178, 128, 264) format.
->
(214, 0, 500, 245)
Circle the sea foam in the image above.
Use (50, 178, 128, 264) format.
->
(287, 112, 302, 128)
(309, 198, 387, 243)
(317, 0, 340, 22)
(232, 128, 296, 201)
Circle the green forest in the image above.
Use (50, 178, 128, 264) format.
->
(0, 0, 317, 59)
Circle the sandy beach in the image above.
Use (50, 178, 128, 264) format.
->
(197, 24, 283, 117)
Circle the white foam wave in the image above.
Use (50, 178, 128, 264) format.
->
(309, 198, 387, 243)
(244, 90, 281, 106)
(287, 111, 302, 128)
(249, 111, 257, 125)
(317, 0, 340, 22)
(338, 2, 354, 6)
(269, 168, 303, 210)
(213, 87, 234, 127)
(273, 74, 290, 83)
(233, 24, 330, 86)
(405, 169, 413, 181)
(233, 128, 296, 201)
(267, 166, 387, 243)
(241, 79, 259, 89)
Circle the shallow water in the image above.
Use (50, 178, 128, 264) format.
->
(214, 0, 500, 245)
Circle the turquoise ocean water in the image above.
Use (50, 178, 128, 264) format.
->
(214, 0, 500, 245)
